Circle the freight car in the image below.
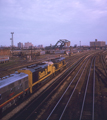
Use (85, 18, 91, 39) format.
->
(0, 57, 66, 114)
(0, 57, 9, 64)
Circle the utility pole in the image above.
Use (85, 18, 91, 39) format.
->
(10, 32, 14, 55)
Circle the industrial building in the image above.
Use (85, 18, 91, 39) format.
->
(90, 39, 105, 47)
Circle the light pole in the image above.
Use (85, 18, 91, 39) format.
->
(10, 32, 14, 55)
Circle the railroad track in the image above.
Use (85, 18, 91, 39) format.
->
(8, 54, 86, 120)
(79, 57, 95, 120)
(1, 53, 89, 119)
(9, 53, 105, 120)
(101, 54, 107, 76)
(1, 50, 105, 120)
(44, 56, 94, 120)
(8, 52, 98, 120)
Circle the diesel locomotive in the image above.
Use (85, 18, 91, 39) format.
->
(0, 57, 66, 113)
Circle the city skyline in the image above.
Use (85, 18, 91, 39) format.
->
(1, 41, 44, 48)
(0, 0, 107, 47)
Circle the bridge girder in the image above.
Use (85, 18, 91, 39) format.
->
(54, 39, 70, 49)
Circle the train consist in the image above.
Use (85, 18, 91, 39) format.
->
(0, 57, 66, 113)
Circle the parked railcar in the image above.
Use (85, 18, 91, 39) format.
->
(0, 57, 9, 64)
(39, 51, 45, 56)
(0, 72, 28, 113)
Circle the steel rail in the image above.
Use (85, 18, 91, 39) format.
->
(92, 57, 96, 120)
(101, 55, 107, 76)
(59, 58, 90, 120)
(46, 57, 89, 120)
(79, 57, 95, 120)
(25, 57, 84, 120)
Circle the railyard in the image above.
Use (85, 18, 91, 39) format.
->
(0, 50, 107, 120)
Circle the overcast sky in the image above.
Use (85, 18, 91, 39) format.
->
(0, 0, 107, 47)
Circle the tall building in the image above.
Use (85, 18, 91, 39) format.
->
(18, 42, 23, 49)
(38, 45, 43, 48)
(24, 42, 33, 49)
(90, 39, 105, 47)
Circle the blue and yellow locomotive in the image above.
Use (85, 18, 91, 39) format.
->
(0, 57, 66, 113)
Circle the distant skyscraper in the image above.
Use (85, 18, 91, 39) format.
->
(18, 42, 23, 49)
(24, 42, 33, 49)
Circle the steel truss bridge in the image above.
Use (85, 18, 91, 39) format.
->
(53, 39, 70, 49)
